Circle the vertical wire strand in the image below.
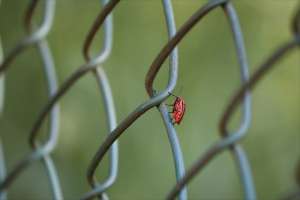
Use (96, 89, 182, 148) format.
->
(166, 21, 300, 200)
(36, 38, 62, 200)
(80, 67, 118, 200)
(85, 1, 229, 196)
(0, 1, 121, 194)
(164, 1, 256, 199)
(28, 0, 120, 152)
(145, 0, 228, 96)
(158, 0, 187, 200)
(0, 1, 63, 198)
(81, 0, 119, 199)
(222, 2, 255, 200)
(0, 0, 118, 191)
(0, 0, 298, 199)
(0, 0, 119, 198)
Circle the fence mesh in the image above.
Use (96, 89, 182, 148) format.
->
(0, 0, 299, 199)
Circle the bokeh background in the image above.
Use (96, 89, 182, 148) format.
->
(0, 0, 299, 199)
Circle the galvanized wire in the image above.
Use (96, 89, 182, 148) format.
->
(81, 0, 188, 199)
(0, 0, 120, 199)
(87, 1, 255, 200)
(0, 0, 63, 199)
(0, 0, 55, 73)
(36, 39, 62, 200)
(167, 4, 300, 200)
(158, 0, 187, 200)
(0, 0, 299, 199)
(83, 0, 119, 198)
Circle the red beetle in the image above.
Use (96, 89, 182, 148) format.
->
(167, 93, 186, 125)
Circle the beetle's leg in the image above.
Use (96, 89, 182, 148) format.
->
(168, 92, 178, 98)
(169, 116, 175, 125)
(167, 112, 174, 123)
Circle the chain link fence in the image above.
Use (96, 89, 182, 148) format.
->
(0, 0, 299, 199)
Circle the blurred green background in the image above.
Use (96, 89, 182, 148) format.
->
(0, 0, 299, 199)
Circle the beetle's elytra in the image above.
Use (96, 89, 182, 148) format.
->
(167, 93, 186, 125)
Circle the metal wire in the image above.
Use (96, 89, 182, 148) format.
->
(0, 0, 120, 199)
(166, 4, 300, 200)
(0, 0, 63, 199)
(81, 0, 188, 199)
(82, 0, 119, 198)
(157, 0, 187, 200)
(36, 39, 63, 200)
(0, 0, 55, 74)
(86, 0, 227, 189)
(0, 0, 299, 199)
(86, 1, 254, 200)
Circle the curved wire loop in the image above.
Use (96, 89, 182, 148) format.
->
(0, 0, 297, 199)
(35, 40, 62, 200)
(156, 1, 187, 200)
(81, 0, 119, 199)
(0, 0, 63, 199)
(146, 0, 254, 199)
(81, 0, 188, 199)
(0, 0, 55, 74)
(28, 0, 120, 147)
(0, 0, 120, 199)
(147, 0, 255, 199)
(167, 6, 300, 200)
(26, 2, 62, 199)
(83, 1, 259, 200)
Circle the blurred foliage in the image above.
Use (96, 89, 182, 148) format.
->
(0, 0, 299, 199)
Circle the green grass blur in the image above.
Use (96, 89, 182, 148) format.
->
(0, 0, 299, 199)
